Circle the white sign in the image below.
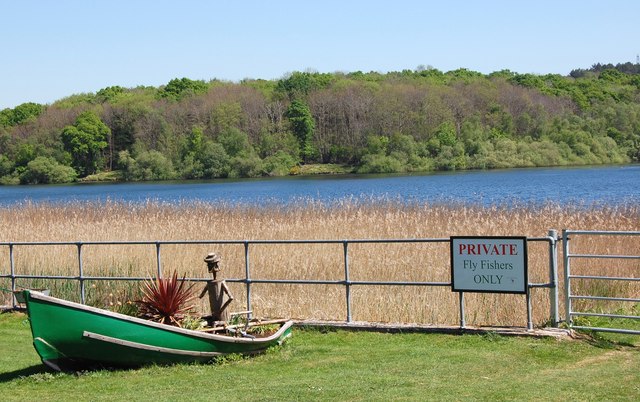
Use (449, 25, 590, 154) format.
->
(450, 236, 528, 294)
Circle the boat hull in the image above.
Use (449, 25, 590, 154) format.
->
(22, 290, 293, 371)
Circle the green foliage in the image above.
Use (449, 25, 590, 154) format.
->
(0, 154, 19, 184)
(417, 66, 446, 79)
(197, 141, 231, 178)
(217, 127, 253, 158)
(433, 143, 466, 170)
(598, 68, 626, 83)
(0, 102, 45, 127)
(285, 100, 316, 162)
(117, 150, 136, 180)
(107, 103, 144, 154)
(445, 68, 484, 81)
(291, 163, 353, 175)
(95, 86, 126, 103)
(276, 71, 333, 99)
(365, 135, 390, 155)
(1, 64, 639, 184)
(136, 150, 176, 181)
(229, 152, 263, 178)
(53, 93, 96, 109)
(181, 126, 205, 159)
(19, 156, 77, 184)
(216, 127, 264, 177)
(357, 153, 404, 173)
(0, 173, 19, 185)
(263, 150, 299, 176)
(159, 77, 208, 100)
(435, 121, 458, 147)
(180, 139, 230, 179)
(180, 315, 206, 330)
(210, 102, 242, 133)
(61, 111, 110, 176)
(14, 142, 38, 167)
(358, 133, 432, 173)
(0, 109, 9, 127)
(119, 150, 176, 181)
(0, 154, 14, 176)
(258, 131, 300, 160)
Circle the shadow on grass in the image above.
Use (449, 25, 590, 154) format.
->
(0, 364, 50, 382)
(572, 329, 639, 349)
(0, 363, 145, 382)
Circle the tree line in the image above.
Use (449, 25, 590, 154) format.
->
(1, 63, 639, 184)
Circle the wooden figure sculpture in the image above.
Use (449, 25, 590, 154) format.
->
(199, 252, 234, 324)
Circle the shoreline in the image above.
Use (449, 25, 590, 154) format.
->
(76, 162, 638, 184)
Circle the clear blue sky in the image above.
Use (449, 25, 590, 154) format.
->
(1, 0, 638, 109)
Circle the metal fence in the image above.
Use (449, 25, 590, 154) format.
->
(2, 233, 559, 330)
(563, 230, 640, 335)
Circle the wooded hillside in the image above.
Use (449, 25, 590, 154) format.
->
(1, 63, 639, 184)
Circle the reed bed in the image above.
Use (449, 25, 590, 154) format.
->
(1, 199, 638, 327)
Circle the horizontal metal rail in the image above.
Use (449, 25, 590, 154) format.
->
(232, 279, 452, 287)
(564, 230, 640, 236)
(568, 254, 640, 259)
(569, 275, 640, 282)
(569, 275, 640, 281)
(0, 238, 450, 246)
(1, 236, 558, 329)
(572, 312, 640, 320)
(569, 295, 640, 303)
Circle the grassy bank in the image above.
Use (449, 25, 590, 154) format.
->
(79, 164, 355, 183)
(1, 201, 638, 327)
(0, 312, 638, 401)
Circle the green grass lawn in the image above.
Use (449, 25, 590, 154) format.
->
(1, 312, 638, 401)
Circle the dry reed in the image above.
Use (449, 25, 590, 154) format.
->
(1, 199, 638, 327)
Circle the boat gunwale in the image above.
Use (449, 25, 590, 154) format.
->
(25, 290, 293, 344)
(82, 331, 230, 357)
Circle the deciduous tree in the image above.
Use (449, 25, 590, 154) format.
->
(61, 111, 110, 176)
(285, 100, 316, 162)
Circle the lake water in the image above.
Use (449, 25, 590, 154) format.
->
(0, 165, 638, 207)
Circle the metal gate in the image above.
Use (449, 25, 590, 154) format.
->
(563, 230, 640, 334)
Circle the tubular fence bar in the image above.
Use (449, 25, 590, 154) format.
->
(343, 241, 351, 322)
(458, 292, 465, 328)
(1, 236, 559, 328)
(563, 229, 640, 335)
(77, 243, 85, 304)
(526, 286, 532, 330)
(244, 241, 251, 317)
(563, 230, 572, 325)
(155, 242, 162, 278)
(548, 230, 559, 326)
(9, 244, 15, 302)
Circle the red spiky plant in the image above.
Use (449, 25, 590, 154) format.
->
(136, 271, 195, 327)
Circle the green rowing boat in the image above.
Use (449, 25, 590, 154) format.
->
(21, 290, 293, 371)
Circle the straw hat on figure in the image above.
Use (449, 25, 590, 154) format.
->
(199, 252, 234, 324)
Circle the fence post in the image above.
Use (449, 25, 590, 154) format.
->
(562, 230, 571, 325)
(458, 292, 465, 328)
(155, 242, 162, 278)
(77, 243, 85, 304)
(526, 285, 533, 330)
(9, 243, 15, 308)
(244, 241, 252, 314)
(343, 241, 352, 322)
(548, 229, 559, 326)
